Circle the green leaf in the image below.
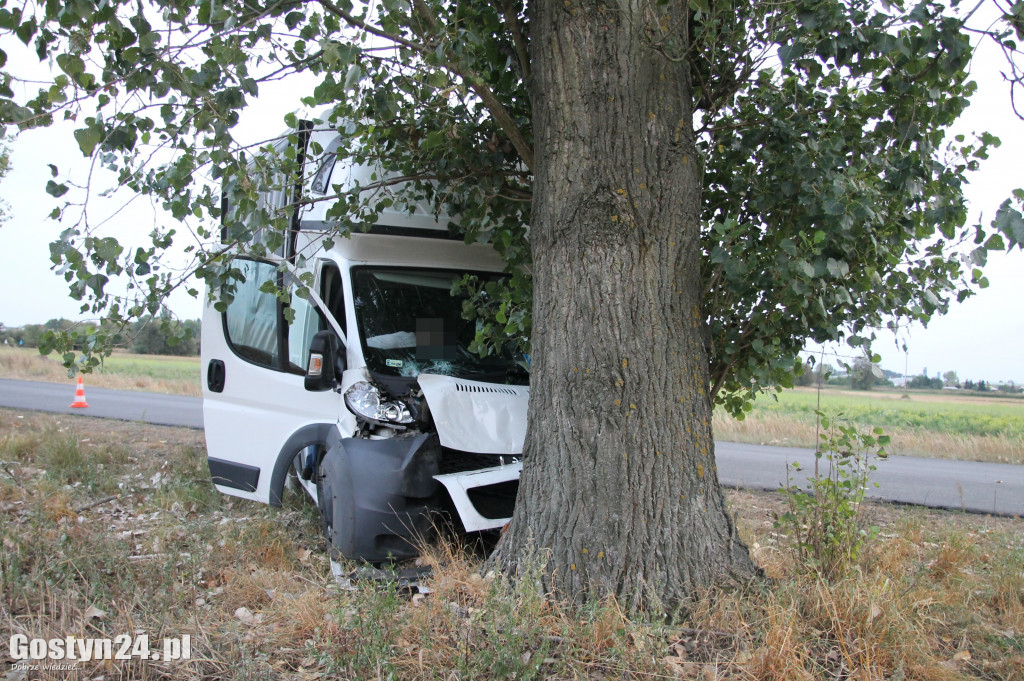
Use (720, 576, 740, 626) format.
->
(56, 53, 85, 77)
(993, 199, 1024, 247)
(826, 258, 847, 278)
(344, 64, 363, 91)
(73, 124, 103, 156)
(794, 260, 815, 278)
(45, 180, 69, 197)
(778, 42, 801, 66)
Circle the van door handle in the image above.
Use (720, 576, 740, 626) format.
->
(207, 359, 226, 393)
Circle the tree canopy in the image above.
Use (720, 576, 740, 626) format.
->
(1, 0, 1020, 395)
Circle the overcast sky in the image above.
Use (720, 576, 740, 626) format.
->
(0, 9, 1022, 383)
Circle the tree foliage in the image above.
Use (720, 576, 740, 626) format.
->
(1, 0, 1018, 400)
(129, 315, 200, 355)
(0, 133, 11, 223)
(908, 374, 944, 390)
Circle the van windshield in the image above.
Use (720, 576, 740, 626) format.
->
(352, 267, 529, 385)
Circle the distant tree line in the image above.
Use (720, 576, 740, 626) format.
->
(1, 316, 200, 356)
(960, 379, 1022, 393)
(794, 362, 1022, 394)
(793, 359, 895, 391)
(907, 374, 944, 390)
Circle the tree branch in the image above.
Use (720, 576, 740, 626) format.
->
(409, 0, 535, 172)
(321, 0, 535, 173)
(463, 79, 534, 172)
(318, 0, 431, 55)
(499, 0, 531, 84)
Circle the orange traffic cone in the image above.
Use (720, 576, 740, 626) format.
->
(70, 376, 89, 408)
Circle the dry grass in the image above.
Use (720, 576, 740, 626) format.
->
(713, 410, 1024, 465)
(2, 410, 1022, 680)
(0, 347, 201, 397)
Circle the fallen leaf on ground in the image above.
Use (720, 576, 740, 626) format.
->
(235, 606, 257, 624)
(84, 605, 107, 620)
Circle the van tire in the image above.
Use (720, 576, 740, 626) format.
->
(316, 450, 359, 560)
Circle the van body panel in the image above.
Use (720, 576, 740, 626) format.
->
(304, 231, 504, 270)
(201, 280, 344, 504)
(417, 374, 528, 454)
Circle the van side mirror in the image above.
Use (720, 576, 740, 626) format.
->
(305, 330, 341, 391)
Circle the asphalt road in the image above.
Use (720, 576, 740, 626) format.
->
(715, 441, 1022, 517)
(0, 377, 205, 429)
(1, 378, 1021, 516)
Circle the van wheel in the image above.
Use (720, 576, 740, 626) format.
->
(316, 450, 357, 559)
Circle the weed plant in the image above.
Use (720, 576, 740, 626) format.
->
(776, 412, 888, 580)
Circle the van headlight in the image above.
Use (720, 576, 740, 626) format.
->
(344, 381, 414, 426)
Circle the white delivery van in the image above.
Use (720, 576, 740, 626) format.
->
(201, 121, 529, 562)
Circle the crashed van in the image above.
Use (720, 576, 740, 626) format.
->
(201, 121, 529, 562)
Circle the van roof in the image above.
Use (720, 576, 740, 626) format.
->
(295, 230, 506, 272)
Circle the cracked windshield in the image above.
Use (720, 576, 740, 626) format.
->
(352, 267, 529, 384)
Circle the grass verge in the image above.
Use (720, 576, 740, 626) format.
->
(2, 409, 1021, 680)
(0, 347, 201, 397)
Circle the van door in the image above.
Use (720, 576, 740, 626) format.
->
(202, 257, 345, 505)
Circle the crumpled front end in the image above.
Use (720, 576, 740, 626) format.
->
(417, 373, 528, 531)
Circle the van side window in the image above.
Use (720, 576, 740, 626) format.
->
(224, 259, 279, 368)
(310, 153, 337, 195)
(287, 294, 325, 373)
(223, 258, 326, 374)
(319, 262, 347, 338)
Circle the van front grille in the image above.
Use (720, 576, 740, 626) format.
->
(467, 481, 519, 520)
(453, 382, 525, 396)
(438, 447, 518, 475)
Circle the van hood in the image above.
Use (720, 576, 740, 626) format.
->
(416, 374, 529, 454)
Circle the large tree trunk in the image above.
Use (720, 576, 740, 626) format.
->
(492, 0, 759, 609)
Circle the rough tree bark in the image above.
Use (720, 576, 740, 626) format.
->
(491, 0, 759, 609)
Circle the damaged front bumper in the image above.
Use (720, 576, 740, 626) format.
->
(433, 460, 522, 533)
(321, 428, 521, 561)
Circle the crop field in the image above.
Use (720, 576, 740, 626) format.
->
(0, 347, 201, 397)
(1, 409, 1021, 680)
(714, 387, 1024, 464)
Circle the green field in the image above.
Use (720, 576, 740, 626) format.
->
(0, 347, 201, 396)
(91, 352, 201, 382)
(746, 388, 1024, 438)
(715, 387, 1024, 463)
